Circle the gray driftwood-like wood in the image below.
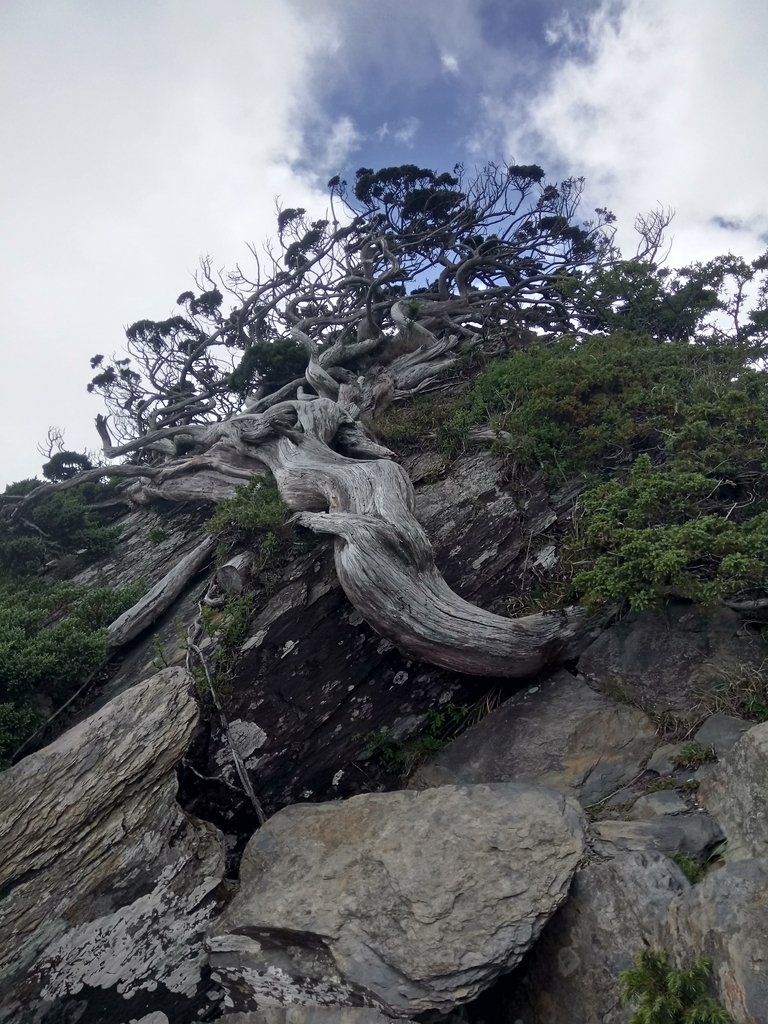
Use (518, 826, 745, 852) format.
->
(106, 536, 217, 650)
(102, 389, 594, 677)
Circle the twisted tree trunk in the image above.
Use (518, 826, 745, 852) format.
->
(160, 394, 595, 678)
(75, 300, 601, 678)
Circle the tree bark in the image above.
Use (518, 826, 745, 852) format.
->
(204, 396, 598, 677)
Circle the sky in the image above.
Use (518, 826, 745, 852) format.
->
(1, 0, 767, 486)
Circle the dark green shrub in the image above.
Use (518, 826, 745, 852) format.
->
(672, 853, 705, 885)
(42, 451, 93, 482)
(32, 489, 120, 558)
(668, 742, 717, 770)
(620, 949, 731, 1023)
(3, 478, 42, 496)
(368, 393, 463, 451)
(0, 703, 40, 768)
(0, 579, 144, 762)
(227, 338, 308, 396)
(366, 703, 475, 778)
(207, 476, 287, 536)
(448, 332, 768, 480)
(446, 332, 768, 613)
(570, 456, 768, 610)
(0, 526, 47, 579)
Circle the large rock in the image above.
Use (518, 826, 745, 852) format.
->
(505, 851, 686, 1024)
(504, 721, 768, 1023)
(592, 814, 723, 860)
(666, 860, 768, 1023)
(209, 784, 585, 1018)
(217, 1011, 403, 1024)
(411, 671, 657, 805)
(699, 720, 768, 859)
(0, 668, 225, 1024)
(578, 603, 765, 714)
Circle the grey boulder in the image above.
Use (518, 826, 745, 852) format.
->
(210, 783, 585, 1017)
(411, 671, 656, 806)
(0, 667, 225, 1024)
(699, 720, 768, 859)
(504, 851, 686, 1024)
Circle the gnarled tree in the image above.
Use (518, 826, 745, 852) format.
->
(22, 165, 631, 676)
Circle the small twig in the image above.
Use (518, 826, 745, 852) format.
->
(584, 766, 649, 810)
(186, 610, 267, 825)
(181, 759, 242, 793)
(11, 664, 104, 764)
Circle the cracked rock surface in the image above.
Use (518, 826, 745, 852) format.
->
(0, 667, 225, 1024)
(209, 783, 585, 1018)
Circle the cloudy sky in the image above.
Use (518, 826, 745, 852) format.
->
(1, 0, 766, 486)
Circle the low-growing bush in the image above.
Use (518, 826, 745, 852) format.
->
(447, 332, 768, 482)
(368, 393, 463, 451)
(441, 332, 768, 612)
(620, 949, 731, 1023)
(569, 456, 768, 610)
(0, 579, 145, 763)
(207, 476, 287, 536)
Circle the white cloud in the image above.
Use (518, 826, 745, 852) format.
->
(376, 122, 390, 141)
(0, 0, 335, 486)
(504, 0, 768, 265)
(440, 51, 460, 74)
(393, 116, 420, 146)
(316, 115, 363, 175)
(543, 11, 585, 49)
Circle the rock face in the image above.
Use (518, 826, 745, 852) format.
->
(667, 860, 768, 1024)
(505, 852, 687, 1024)
(503, 721, 768, 1024)
(578, 602, 764, 714)
(0, 668, 225, 1024)
(3, 443, 766, 1024)
(175, 454, 580, 830)
(699, 720, 768, 860)
(411, 671, 657, 805)
(209, 784, 585, 1018)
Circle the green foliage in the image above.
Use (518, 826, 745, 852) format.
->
(558, 248, 768, 352)
(200, 594, 252, 652)
(620, 949, 731, 1023)
(450, 332, 768, 480)
(450, 333, 768, 612)
(0, 578, 145, 763)
(366, 703, 475, 778)
(3, 478, 42, 496)
(672, 853, 705, 885)
(704, 665, 768, 722)
(352, 165, 464, 235)
(369, 394, 463, 451)
(559, 262, 720, 341)
(148, 527, 169, 545)
(0, 526, 47, 579)
(42, 451, 94, 482)
(669, 742, 717, 771)
(570, 457, 768, 610)
(1, 478, 122, 579)
(195, 593, 254, 702)
(32, 488, 121, 558)
(0, 703, 40, 768)
(227, 338, 308, 397)
(207, 476, 287, 537)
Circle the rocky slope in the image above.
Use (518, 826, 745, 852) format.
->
(1, 449, 766, 1023)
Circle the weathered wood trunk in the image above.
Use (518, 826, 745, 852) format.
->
(230, 397, 595, 677)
